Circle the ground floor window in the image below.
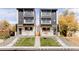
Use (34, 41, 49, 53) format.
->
(42, 27, 50, 31)
(25, 27, 33, 31)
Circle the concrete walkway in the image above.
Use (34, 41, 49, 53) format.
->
(0, 36, 17, 46)
(6, 35, 26, 47)
(55, 36, 69, 47)
(6, 36, 19, 47)
(34, 36, 40, 47)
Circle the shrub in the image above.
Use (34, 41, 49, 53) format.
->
(0, 30, 10, 39)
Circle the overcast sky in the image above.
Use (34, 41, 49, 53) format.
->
(0, 8, 79, 24)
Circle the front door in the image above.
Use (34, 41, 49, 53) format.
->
(19, 28, 22, 34)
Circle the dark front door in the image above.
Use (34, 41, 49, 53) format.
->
(53, 28, 56, 35)
(19, 28, 22, 34)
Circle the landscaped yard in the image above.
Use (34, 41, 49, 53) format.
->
(40, 37, 61, 46)
(15, 37, 35, 46)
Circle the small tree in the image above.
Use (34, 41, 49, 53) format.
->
(0, 20, 10, 39)
(59, 10, 78, 37)
(2, 20, 10, 30)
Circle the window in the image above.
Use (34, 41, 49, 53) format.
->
(25, 27, 33, 31)
(42, 28, 46, 31)
(24, 10, 34, 17)
(24, 17, 34, 23)
(25, 19, 33, 22)
(41, 10, 51, 16)
(41, 18, 51, 24)
(25, 27, 28, 31)
(47, 28, 50, 31)
(42, 27, 50, 31)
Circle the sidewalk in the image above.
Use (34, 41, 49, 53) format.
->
(56, 36, 69, 47)
(34, 36, 40, 47)
(6, 35, 25, 47)
(6, 37, 19, 47)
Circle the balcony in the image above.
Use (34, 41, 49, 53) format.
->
(41, 20, 51, 25)
(24, 11, 34, 17)
(24, 19, 34, 24)
(41, 12, 51, 18)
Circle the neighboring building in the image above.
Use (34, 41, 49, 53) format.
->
(40, 9, 57, 37)
(16, 8, 35, 36)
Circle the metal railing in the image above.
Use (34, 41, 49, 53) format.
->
(24, 12, 34, 17)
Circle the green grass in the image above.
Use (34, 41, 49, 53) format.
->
(15, 37, 35, 46)
(41, 37, 61, 46)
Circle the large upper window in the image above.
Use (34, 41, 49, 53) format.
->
(24, 10, 34, 17)
(41, 12, 51, 16)
(41, 18, 51, 24)
(41, 10, 51, 16)
(24, 17, 34, 23)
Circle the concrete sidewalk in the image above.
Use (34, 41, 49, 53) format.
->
(34, 36, 40, 47)
(6, 37, 19, 47)
(55, 36, 69, 47)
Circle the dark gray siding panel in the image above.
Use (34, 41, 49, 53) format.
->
(18, 11, 24, 24)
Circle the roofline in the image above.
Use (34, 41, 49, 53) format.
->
(17, 8, 34, 10)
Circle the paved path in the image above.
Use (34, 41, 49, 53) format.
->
(6, 36, 19, 47)
(0, 35, 21, 47)
(6, 35, 28, 47)
(0, 36, 16, 47)
(34, 36, 40, 47)
(55, 36, 69, 47)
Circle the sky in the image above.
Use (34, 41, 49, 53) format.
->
(0, 8, 17, 24)
(0, 8, 79, 24)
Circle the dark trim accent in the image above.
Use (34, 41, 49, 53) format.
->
(23, 24, 34, 26)
(40, 9, 57, 12)
(41, 24, 52, 26)
(17, 8, 34, 11)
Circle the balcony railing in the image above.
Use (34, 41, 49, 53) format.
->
(24, 19, 34, 24)
(41, 20, 51, 24)
(41, 12, 51, 18)
(24, 11, 34, 17)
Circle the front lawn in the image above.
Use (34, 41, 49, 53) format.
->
(41, 37, 61, 46)
(15, 37, 35, 46)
